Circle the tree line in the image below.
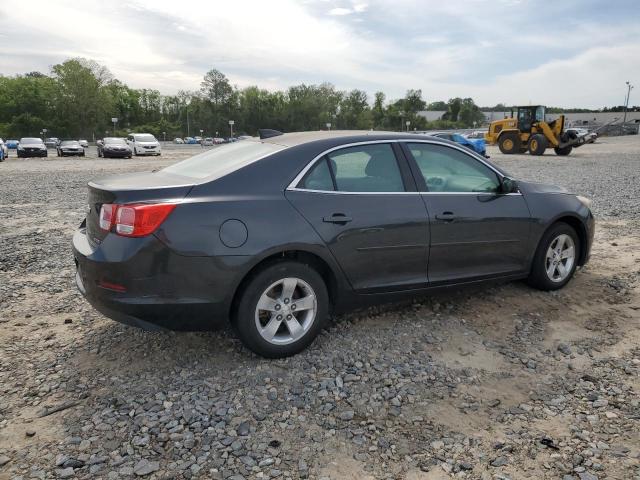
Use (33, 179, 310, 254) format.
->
(0, 58, 489, 139)
(1, 57, 632, 140)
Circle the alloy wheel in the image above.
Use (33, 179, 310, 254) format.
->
(545, 234, 575, 282)
(254, 277, 317, 345)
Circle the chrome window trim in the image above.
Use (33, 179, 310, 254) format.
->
(286, 138, 522, 196)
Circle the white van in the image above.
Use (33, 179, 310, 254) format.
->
(126, 133, 161, 156)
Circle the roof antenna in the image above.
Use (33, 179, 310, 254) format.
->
(259, 129, 284, 139)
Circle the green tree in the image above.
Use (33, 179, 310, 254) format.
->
(337, 89, 371, 129)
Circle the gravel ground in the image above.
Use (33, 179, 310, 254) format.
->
(0, 137, 639, 480)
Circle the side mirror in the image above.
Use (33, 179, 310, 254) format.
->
(501, 177, 519, 194)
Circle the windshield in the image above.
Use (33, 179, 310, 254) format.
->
(20, 138, 43, 143)
(162, 141, 285, 180)
(134, 134, 156, 142)
(61, 141, 79, 146)
(104, 137, 127, 145)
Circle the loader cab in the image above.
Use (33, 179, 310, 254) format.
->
(511, 106, 545, 133)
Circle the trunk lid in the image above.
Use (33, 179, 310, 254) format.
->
(86, 171, 194, 246)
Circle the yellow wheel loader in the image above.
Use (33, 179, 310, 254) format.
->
(485, 105, 586, 156)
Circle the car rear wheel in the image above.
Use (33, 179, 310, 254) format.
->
(527, 223, 580, 291)
(234, 261, 329, 358)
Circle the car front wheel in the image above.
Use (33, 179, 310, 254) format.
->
(528, 223, 580, 291)
(234, 261, 329, 358)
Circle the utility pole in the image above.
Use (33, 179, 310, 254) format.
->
(623, 81, 634, 124)
(186, 106, 191, 137)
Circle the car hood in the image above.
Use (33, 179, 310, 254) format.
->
(517, 180, 569, 195)
(135, 141, 159, 146)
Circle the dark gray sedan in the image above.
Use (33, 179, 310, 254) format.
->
(72, 131, 594, 358)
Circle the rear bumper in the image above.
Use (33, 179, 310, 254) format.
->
(72, 227, 240, 331)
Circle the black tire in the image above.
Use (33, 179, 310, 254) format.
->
(498, 132, 521, 154)
(528, 134, 548, 156)
(234, 260, 329, 358)
(527, 222, 580, 291)
(554, 145, 572, 156)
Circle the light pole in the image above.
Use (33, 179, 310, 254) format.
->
(229, 120, 235, 139)
(199, 129, 204, 145)
(623, 81, 634, 124)
(42, 128, 47, 139)
(112, 117, 118, 136)
(162, 131, 166, 142)
(405, 120, 410, 132)
(326, 123, 331, 131)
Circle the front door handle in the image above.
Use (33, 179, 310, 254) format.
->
(323, 213, 352, 224)
(435, 212, 456, 222)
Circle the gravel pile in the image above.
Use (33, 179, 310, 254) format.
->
(1, 138, 639, 479)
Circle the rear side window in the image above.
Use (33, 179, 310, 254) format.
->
(301, 158, 334, 191)
(327, 144, 404, 192)
(162, 141, 285, 180)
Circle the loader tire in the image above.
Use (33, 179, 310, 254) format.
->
(498, 133, 520, 154)
(528, 134, 548, 156)
(554, 145, 573, 156)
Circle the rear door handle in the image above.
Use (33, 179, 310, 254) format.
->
(323, 213, 352, 224)
(435, 212, 457, 222)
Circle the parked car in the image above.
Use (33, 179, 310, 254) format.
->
(202, 137, 214, 146)
(57, 140, 85, 157)
(17, 137, 47, 157)
(213, 137, 225, 144)
(465, 130, 487, 139)
(126, 133, 161, 156)
(566, 128, 597, 144)
(98, 137, 132, 158)
(79, 139, 89, 148)
(432, 132, 487, 156)
(44, 137, 59, 148)
(0, 138, 8, 161)
(6, 139, 19, 149)
(184, 137, 198, 144)
(73, 131, 594, 358)
(194, 136, 203, 144)
(173, 138, 185, 144)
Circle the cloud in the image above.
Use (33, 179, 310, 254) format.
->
(328, 7, 353, 15)
(0, 0, 637, 108)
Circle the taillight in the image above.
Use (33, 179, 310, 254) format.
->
(99, 203, 176, 237)
(99, 204, 115, 231)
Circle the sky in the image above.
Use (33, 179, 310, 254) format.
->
(0, 0, 639, 108)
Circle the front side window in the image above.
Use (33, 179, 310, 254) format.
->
(407, 143, 500, 193)
(326, 144, 404, 192)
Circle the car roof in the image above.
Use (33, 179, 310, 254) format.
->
(255, 130, 446, 148)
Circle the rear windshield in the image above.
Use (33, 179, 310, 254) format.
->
(21, 138, 42, 143)
(61, 141, 79, 145)
(162, 141, 285, 180)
